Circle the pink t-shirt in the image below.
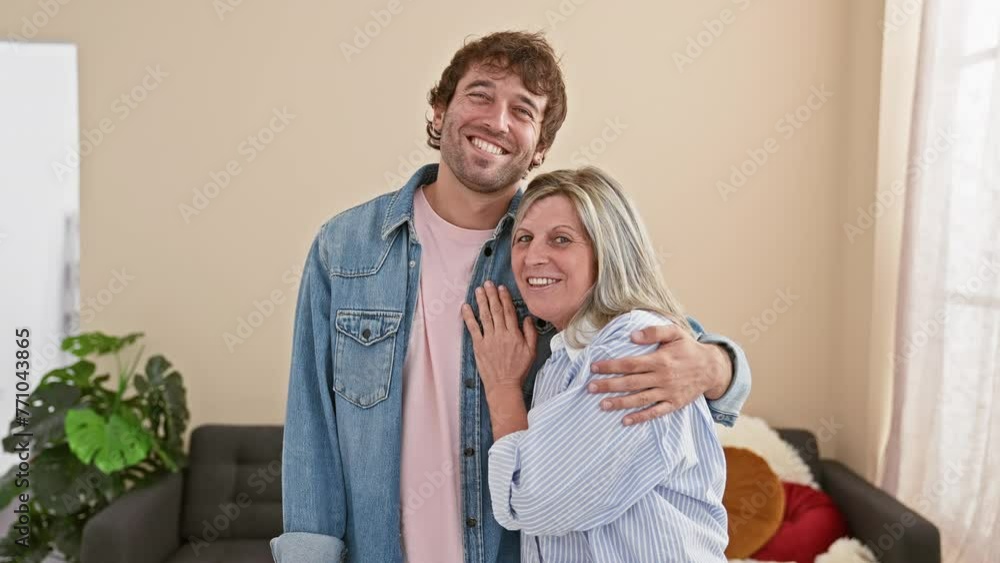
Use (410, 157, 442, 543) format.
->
(399, 186, 493, 563)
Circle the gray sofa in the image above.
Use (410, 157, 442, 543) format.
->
(81, 425, 281, 563)
(80, 425, 940, 563)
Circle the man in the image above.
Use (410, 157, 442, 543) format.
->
(271, 31, 750, 563)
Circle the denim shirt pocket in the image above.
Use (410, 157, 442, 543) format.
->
(333, 309, 402, 408)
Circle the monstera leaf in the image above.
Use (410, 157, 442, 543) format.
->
(0, 331, 190, 563)
(0, 515, 52, 563)
(61, 331, 143, 358)
(0, 463, 22, 511)
(64, 409, 151, 474)
(3, 382, 81, 453)
(34, 444, 120, 515)
(134, 355, 189, 456)
(40, 359, 96, 387)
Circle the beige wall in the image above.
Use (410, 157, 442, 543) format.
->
(835, 0, 887, 477)
(2, 0, 894, 477)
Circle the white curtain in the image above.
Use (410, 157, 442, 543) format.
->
(881, 0, 1000, 561)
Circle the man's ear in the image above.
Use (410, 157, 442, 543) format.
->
(532, 147, 548, 167)
(431, 104, 445, 132)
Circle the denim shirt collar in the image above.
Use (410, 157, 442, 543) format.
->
(380, 163, 524, 240)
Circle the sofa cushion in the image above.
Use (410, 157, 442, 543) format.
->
(166, 539, 273, 563)
(722, 447, 787, 559)
(180, 425, 284, 541)
(752, 482, 849, 563)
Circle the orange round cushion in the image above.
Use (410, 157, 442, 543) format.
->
(722, 446, 787, 559)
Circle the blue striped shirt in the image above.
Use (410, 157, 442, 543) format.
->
(487, 310, 729, 562)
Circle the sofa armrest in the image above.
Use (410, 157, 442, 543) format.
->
(821, 460, 940, 563)
(80, 472, 183, 563)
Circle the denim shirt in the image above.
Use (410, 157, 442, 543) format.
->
(270, 163, 752, 563)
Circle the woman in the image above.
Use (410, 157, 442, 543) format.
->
(461, 167, 728, 562)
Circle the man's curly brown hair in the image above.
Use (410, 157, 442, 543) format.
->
(426, 31, 568, 171)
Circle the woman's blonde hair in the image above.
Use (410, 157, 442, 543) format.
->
(514, 166, 692, 347)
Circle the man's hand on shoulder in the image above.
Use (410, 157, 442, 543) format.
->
(588, 324, 733, 426)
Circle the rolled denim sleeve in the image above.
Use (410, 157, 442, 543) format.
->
(271, 226, 348, 563)
(687, 316, 751, 428)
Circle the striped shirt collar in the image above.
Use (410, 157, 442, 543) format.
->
(549, 317, 601, 363)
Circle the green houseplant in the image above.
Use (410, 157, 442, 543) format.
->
(0, 332, 189, 563)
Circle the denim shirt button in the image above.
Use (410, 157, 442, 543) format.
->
(464, 378, 475, 389)
(466, 517, 478, 528)
(409, 260, 416, 268)
(483, 246, 492, 257)
(463, 447, 475, 457)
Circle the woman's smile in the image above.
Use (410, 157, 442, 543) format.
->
(524, 276, 563, 289)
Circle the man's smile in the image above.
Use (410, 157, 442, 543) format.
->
(466, 135, 510, 156)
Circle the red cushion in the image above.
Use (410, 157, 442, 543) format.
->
(752, 482, 848, 563)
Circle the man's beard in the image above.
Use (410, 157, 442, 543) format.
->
(439, 118, 532, 194)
